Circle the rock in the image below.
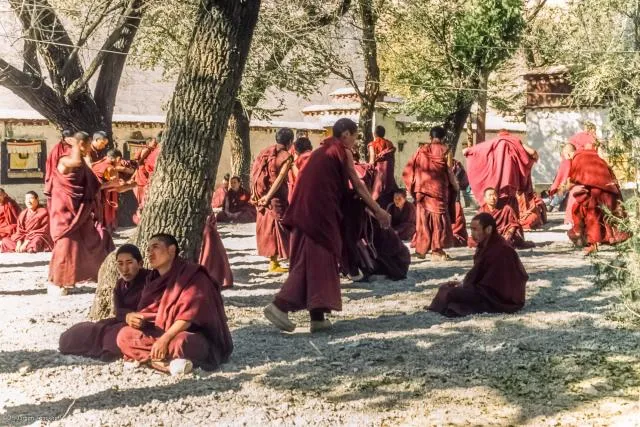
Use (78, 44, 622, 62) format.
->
(18, 361, 31, 375)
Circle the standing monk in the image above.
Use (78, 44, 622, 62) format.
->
(403, 126, 459, 261)
(133, 135, 161, 224)
(288, 137, 313, 201)
(88, 131, 109, 163)
(263, 118, 391, 333)
(91, 149, 136, 231)
(477, 188, 535, 249)
(47, 132, 107, 296)
(1, 192, 53, 253)
(0, 189, 20, 239)
(386, 189, 416, 241)
(59, 244, 149, 361)
(368, 126, 399, 208)
(116, 234, 233, 374)
(564, 144, 629, 254)
(44, 130, 72, 209)
(251, 128, 294, 273)
(449, 154, 469, 247)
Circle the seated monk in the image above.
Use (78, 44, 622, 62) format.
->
(1, 191, 53, 253)
(0, 188, 20, 239)
(199, 213, 234, 289)
(59, 245, 149, 361)
(386, 188, 416, 241)
(116, 233, 233, 374)
(212, 174, 230, 209)
(516, 190, 543, 231)
(428, 212, 529, 317)
(216, 176, 256, 223)
(475, 188, 535, 249)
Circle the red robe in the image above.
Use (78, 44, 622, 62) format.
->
(569, 131, 597, 151)
(386, 202, 416, 241)
(567, 150, 629, 246)
(517, 192, 543, 231)
(251, 145, 291, 259)
(402, 142, 454, 254)
(211, 184, 227, 209)
(48, 159, 107, 287)
(133, 146, 159, 224)
(474, 204, 534, 249)
(59, 269, 149, 360)
(464, 131, 536, 211)
(199, 213, 234, 289)
(91, 158, 119, 231)
(369, 137, 398, 208)
(0, 196, 20, 238)
(1, 206, 53, 253)
(116, 259, 233, 370)
(288, 151, 312, 202)
(275, 137, 350, 313)
(451, 201, 468, 247)
(429, 231, 528, 317)
(216, 188, 256, 223)
(44, 140, 70, 206)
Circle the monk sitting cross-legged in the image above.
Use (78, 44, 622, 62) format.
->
(428, 212, 529, 317)
(386, 188, 416, 241)
(263, 118, 392, 333)
(1, 191, 53, 253)
(0, 188, 20, 239)
(216, 176, 256, 224)
(116, 234, 233, 374)
(212, 173, 230, 209)
(476, 188, 535, 249)
(516, 190, 543, 231)
(59, 244, 150, 361)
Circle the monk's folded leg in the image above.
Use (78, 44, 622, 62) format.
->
(59, 320, 124, 360)
(167, 331, 210, 364)
(1, 237, 17, 252)
(116, 325, 157, 362)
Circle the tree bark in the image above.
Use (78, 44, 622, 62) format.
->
(229, 100, 252, 189)
(91, 0, 261, 320)
(475, 72, 489, 144)
(442, 94, 474, 155)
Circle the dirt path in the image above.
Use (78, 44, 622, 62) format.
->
(1, 211, 639, 426)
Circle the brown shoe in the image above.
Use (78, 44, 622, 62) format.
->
(431, 251, 451, 262)
(310, 319, 332, 333)
(264, 303, 296, 332)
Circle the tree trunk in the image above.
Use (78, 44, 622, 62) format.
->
(230, 99, 252, 189)
(91, 0, 261, 320)
(475, 72, 489, 144)
(357, 0, 380, 161)
(466, 114, 474, 147)
(443, 94, 474, 155)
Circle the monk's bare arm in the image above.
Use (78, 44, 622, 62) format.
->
(259, 157, 293, 205)
(522, 143, 539, 161)
(162, 320, 191, 341)
(114, 164, 135, 175)
(368, 145, 376, 164)
(57, 142, 83, 173)
(345, 150, 391, 228)
(447, 167, 460, 192)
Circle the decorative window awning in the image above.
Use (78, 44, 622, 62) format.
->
(1, 139, 46, 184)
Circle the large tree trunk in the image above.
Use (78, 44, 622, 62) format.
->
(90, 0, 261, 320)
(230, 99, 252, 189)
(443, 94, 474, 155)
(475, 72, 489, 144)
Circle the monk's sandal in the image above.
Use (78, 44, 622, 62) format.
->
(310, 319, 332, 333)
(264, 303, 296, 332)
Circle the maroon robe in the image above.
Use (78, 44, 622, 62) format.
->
(211, 184, 227, 209)
(429, 231, 528, 317)
(216, 187, 256, 223)
(275, 137, 350, 313)
(133, 146, 159, 224)
(91, 158, 119, 231)
(199, 213, 234, 289)
(0, 196, 20, 238)
(386, 201, 416, 241)
(369, 137, 398, 208)
(402, 142, 454, 254)
(1, 206, 53, 253)
(451, 201, 468, 247)
(116, 259, 233, 370)
(517, 192, 543, 231)
(251, 145, 292, 259)
(48, 158, 107, 287)
(59, 269, 149, 360)
(474, 204, 534, 249)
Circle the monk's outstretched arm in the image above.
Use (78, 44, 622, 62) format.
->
(345, 150, 392, 229)
(522, 143, 539, 161)
(258, 157, 293, 206)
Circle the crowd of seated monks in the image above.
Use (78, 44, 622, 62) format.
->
(0, 189, 53, 254)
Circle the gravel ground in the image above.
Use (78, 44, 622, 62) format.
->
(1, 211, 639, 426)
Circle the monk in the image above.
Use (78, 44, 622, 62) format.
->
(263, 118, 392, 333)
(116, 234, 233, 374)
(133, 135, 161, 224)
(47, 131, 107, 296)
(449, 155, 469, 247)
(0, 188, 20, 239)
(252, 128, 294, 273)
(477, 188, 535, 249)
(216, 176, 256, 223)
(428, 212, 529, 317)
(386, 189, 416, 241)
(564, 144, 629, 254)
(88, 131, 109, 163)
(1, 191, 53, 253)
(548, 145, 572, 216)
(463, 129, 538, 214)
(368, 125, 399, 208)
(403, 126, 459, 261)
(44, 130, 72, 209)
(288, 137, 313, 201)
(59, 244, 149, 361)
(212, 174, 230, 209)
(516, 190, 543, 231)
(199, 213, 234, 289)
(91, 149, 136, 231)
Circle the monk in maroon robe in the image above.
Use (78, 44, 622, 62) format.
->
(216, 176, 256, 223)
(452, 201, 469, 247)
(47, 131, 107, 295)
(403, 126, 458, 260)
(368, 126, 399, 208)
(475, 188, 535, 249)
(516, 191, 543, 231)
(463, 130, 538, 213)
(199, 213, 234, 289)
(386, 189, 416, 241)
(117, 234, 233, 373)
(91, 149, 136, 231)
(1, 191, 53, 253)
(288, 137, 313, 202)
(564, 144, 629, 254)
(133, 136, 161, 224)
(211, 174, 230, 209)
(0, 188, 20, 239)
(88, 131, 109, 163)
(263, 118, 392, 333)
(428, 212, 529, 317)
(252, 128, 294, 273)
(59, 245, 149, 360)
